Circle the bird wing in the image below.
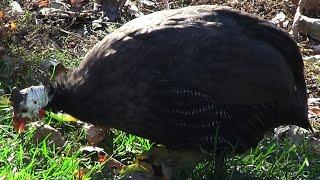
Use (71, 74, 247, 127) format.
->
(72, 5, 307, 135)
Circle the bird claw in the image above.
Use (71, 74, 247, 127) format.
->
(120, 145, 202, 179)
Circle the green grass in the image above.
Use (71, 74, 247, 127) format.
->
(0, 96, 94, 179)
(177, 137, 320, 180)
(229, 139, 320, 179)
(0, 95, 153, 179)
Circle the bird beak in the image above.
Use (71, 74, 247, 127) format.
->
(12, 109, 45, 133)
(10, 87, 28, 133)
(12, 115, 27, 133)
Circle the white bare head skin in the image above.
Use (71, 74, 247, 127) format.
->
(19, 85, 50, 118)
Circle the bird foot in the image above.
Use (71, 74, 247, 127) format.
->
(120, 145, 202, 179)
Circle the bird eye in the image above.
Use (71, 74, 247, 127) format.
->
(33, 101, 37, 104)
(21, 108, 28, 113)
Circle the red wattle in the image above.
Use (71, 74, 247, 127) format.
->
(38, 109, 46, 119)
(13, 116, 26, 133)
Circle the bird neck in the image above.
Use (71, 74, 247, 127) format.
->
(45, 79, 74, 114)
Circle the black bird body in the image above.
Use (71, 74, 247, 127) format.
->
(45, 5, 310, 153)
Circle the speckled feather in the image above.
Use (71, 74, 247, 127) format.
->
(46, 5, 310, 153)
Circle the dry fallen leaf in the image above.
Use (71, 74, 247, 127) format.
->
(105, 156, 124, 170)
(48, 112, 77, 122)
(74, 168, 88, 180)
(98, 152, 107, 163)
(69, 0, 77, 5)
(312, 120, 320, 129)
(0, 11, 5, 18)
(120, 163, 153, 177)
(31, 122, 65, 149)
(80, 146, 124, 169)
(309, 106, 320, 115)
(84, 124, 106, 145)
(37, 0, 49, 8)
(291, 0, 299, 6)
(68, 0, 88, 6)
(10, 21, 17, 31)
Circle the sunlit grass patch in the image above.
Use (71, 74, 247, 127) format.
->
(0, 93, 152, 179)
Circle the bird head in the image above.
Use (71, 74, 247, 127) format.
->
(10, 86, 50, 133)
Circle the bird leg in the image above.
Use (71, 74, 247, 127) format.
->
(213, 153, 228, 179)
(128, 145, 203, 179)
(137, 145, 201, 179)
